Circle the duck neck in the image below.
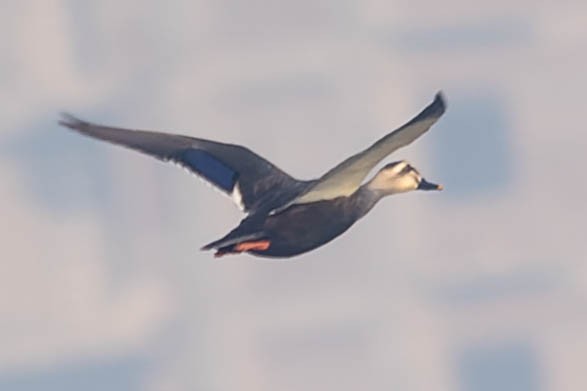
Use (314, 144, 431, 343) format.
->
(352, 185, 385, 219)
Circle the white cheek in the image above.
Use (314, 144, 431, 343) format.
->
(407, 176, 420, 190)
(392, 177, 415, 193)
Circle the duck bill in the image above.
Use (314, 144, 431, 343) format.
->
(418, 178, 443, 191)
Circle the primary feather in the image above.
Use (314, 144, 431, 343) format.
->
(59, 114, 305, 213)
(284, 92, 446, 208)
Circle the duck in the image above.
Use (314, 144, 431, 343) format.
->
(59, 92, 446, 258)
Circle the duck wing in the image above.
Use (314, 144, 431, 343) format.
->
(59, 114, 302, 213)
(285, 92, 446, 207)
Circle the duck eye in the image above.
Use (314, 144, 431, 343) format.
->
(400, 165, 412, 175)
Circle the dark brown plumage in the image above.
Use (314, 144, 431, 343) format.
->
(59, 92, 446, 258)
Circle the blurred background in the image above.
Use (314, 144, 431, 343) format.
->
(1, 1, 586, 390)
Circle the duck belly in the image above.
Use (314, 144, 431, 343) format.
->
(253, 201, 359, 258)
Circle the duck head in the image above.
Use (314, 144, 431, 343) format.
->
(367, 160, 443, 196)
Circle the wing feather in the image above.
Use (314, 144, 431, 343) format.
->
(59, 114, 300, 213)
(289, 92, 446, 205)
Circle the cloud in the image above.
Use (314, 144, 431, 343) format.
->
(0, 166, 175, 371)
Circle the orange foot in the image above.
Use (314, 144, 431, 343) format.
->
(235, 240, 271, 252)
(214, 240, 271, 258)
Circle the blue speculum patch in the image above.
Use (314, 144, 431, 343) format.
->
(180, 149, 237, 192)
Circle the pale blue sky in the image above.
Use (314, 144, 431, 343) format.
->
(1, 1, 586, 390)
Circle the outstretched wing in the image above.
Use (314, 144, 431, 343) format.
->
(59, 114, 301, 213)
(288, 92, 446, 206)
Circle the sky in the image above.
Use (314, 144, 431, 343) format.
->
(1, 1, 586, 390)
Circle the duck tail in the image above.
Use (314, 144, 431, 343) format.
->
(201, 232, 265, 251)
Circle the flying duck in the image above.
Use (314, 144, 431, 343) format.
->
(60, 92, 446, 258)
